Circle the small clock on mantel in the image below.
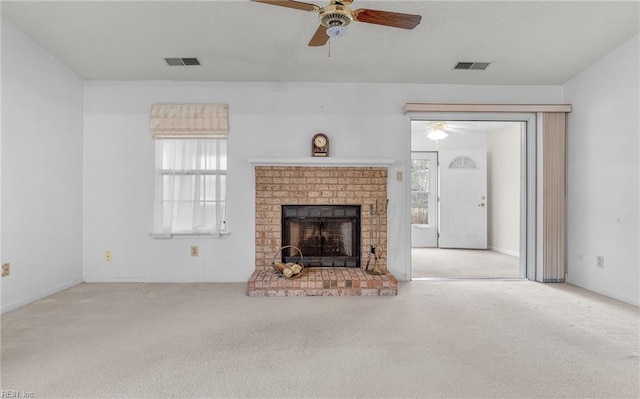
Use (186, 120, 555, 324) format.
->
(312, 133, 329, 157)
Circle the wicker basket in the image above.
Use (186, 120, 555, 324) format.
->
(272, 245, 305, 279)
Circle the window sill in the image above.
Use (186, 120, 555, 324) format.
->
(150, 231, 231, 239)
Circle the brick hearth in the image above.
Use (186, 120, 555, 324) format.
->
(248, 165, 396, 297)
(247, 267, 397, 297)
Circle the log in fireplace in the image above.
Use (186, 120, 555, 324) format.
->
(281, 205, 360, 267)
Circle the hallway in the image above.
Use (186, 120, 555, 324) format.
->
(412, 248, 520, 278)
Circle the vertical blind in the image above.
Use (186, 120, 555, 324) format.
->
(542, 112, 567, 282)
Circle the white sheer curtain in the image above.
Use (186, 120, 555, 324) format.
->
(149, 103, 228, 238)
(152, 139, 227, 237)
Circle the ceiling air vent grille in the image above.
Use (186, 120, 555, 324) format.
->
(454, 62, 490, 70)
(164, 57, 201, 66)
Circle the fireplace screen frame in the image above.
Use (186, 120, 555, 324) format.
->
(281, 205, 361, 268)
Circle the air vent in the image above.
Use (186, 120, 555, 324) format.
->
(454, 62, 490, 70)
(164, 57, 201, 66)
(181, 58, 200, 66)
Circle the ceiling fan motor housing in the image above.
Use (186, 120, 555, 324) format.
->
(319, 4, 353, 27)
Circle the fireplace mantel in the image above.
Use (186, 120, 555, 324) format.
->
(248, 157, 395, 167)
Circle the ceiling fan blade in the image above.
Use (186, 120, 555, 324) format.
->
(250, 0, 319, 12)
(308, 25, 329, 47)
(353, 9, 421, 29)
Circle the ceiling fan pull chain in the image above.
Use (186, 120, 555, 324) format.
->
(328, 38, 331, 58)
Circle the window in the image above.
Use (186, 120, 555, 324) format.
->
(153, 139, 226, 236)
(449, 156, 477, 169)
(411, 159, 430, 225)
(149, 103, 229, 237)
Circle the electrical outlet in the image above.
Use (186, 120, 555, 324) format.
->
(577, 253, 584, 262)
(191, 246, 198, 257)
(597, 255, 604, 268)
(105, 251, 112, 262)
(2, 263, 10, 277)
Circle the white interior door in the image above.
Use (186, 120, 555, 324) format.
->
(439, 150, 487, 249)
(411, 152, 438, 247)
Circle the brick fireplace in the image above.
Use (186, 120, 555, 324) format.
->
(247, 164, 397, 296)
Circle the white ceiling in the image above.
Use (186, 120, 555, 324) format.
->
(1, 1, 638, 85)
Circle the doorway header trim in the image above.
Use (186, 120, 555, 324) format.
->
(404, 103, 572, 114)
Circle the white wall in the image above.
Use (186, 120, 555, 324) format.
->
(487, 124, 521, 256)
(564, 33, 640, 306)
(83, 81, 561, 282)
(1, 20, 84, 312)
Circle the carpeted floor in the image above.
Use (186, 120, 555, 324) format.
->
(1, 281, 638, 398)
(412, 248, 520, 278)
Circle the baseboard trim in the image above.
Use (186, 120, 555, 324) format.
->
(489, 246, 520, 257)
(1, 278, 84, 314)
(566, 281, 640, 307)
(82, 276, 246, 283)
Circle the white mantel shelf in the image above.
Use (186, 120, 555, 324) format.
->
(248, 157, 396, 167)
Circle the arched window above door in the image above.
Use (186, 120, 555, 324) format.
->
(449, 156, 477, 169)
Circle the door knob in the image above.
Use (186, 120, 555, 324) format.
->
(478, 203, 485, 207)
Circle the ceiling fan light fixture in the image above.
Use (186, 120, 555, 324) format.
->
(426, 121, 449, 141)
(427, 130, 448, 141)
(326, 25, 348, 38)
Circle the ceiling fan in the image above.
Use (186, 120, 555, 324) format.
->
(422, 122, 475, 141)
(421, 121, 514, 141)
(251, 0, 422, 46)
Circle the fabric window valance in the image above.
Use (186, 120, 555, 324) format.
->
(150, 103, 228, 139)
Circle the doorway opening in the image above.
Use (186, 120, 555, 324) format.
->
(410, 120, 525, 279)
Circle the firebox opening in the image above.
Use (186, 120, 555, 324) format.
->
(282, 205, 361, 267)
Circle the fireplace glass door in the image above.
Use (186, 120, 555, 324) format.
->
(282, 205, 360, 267)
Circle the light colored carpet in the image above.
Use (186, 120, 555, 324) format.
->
(1, 281, 639, 398)
(412, 248, 520, 278)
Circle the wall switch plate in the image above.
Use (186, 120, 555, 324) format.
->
(105, 251, 112, 262)
(597, 255, 604, 268)
(396, 171, 403, 181)
(191, 246, 199, 257)
(2, 263, 9, 277)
